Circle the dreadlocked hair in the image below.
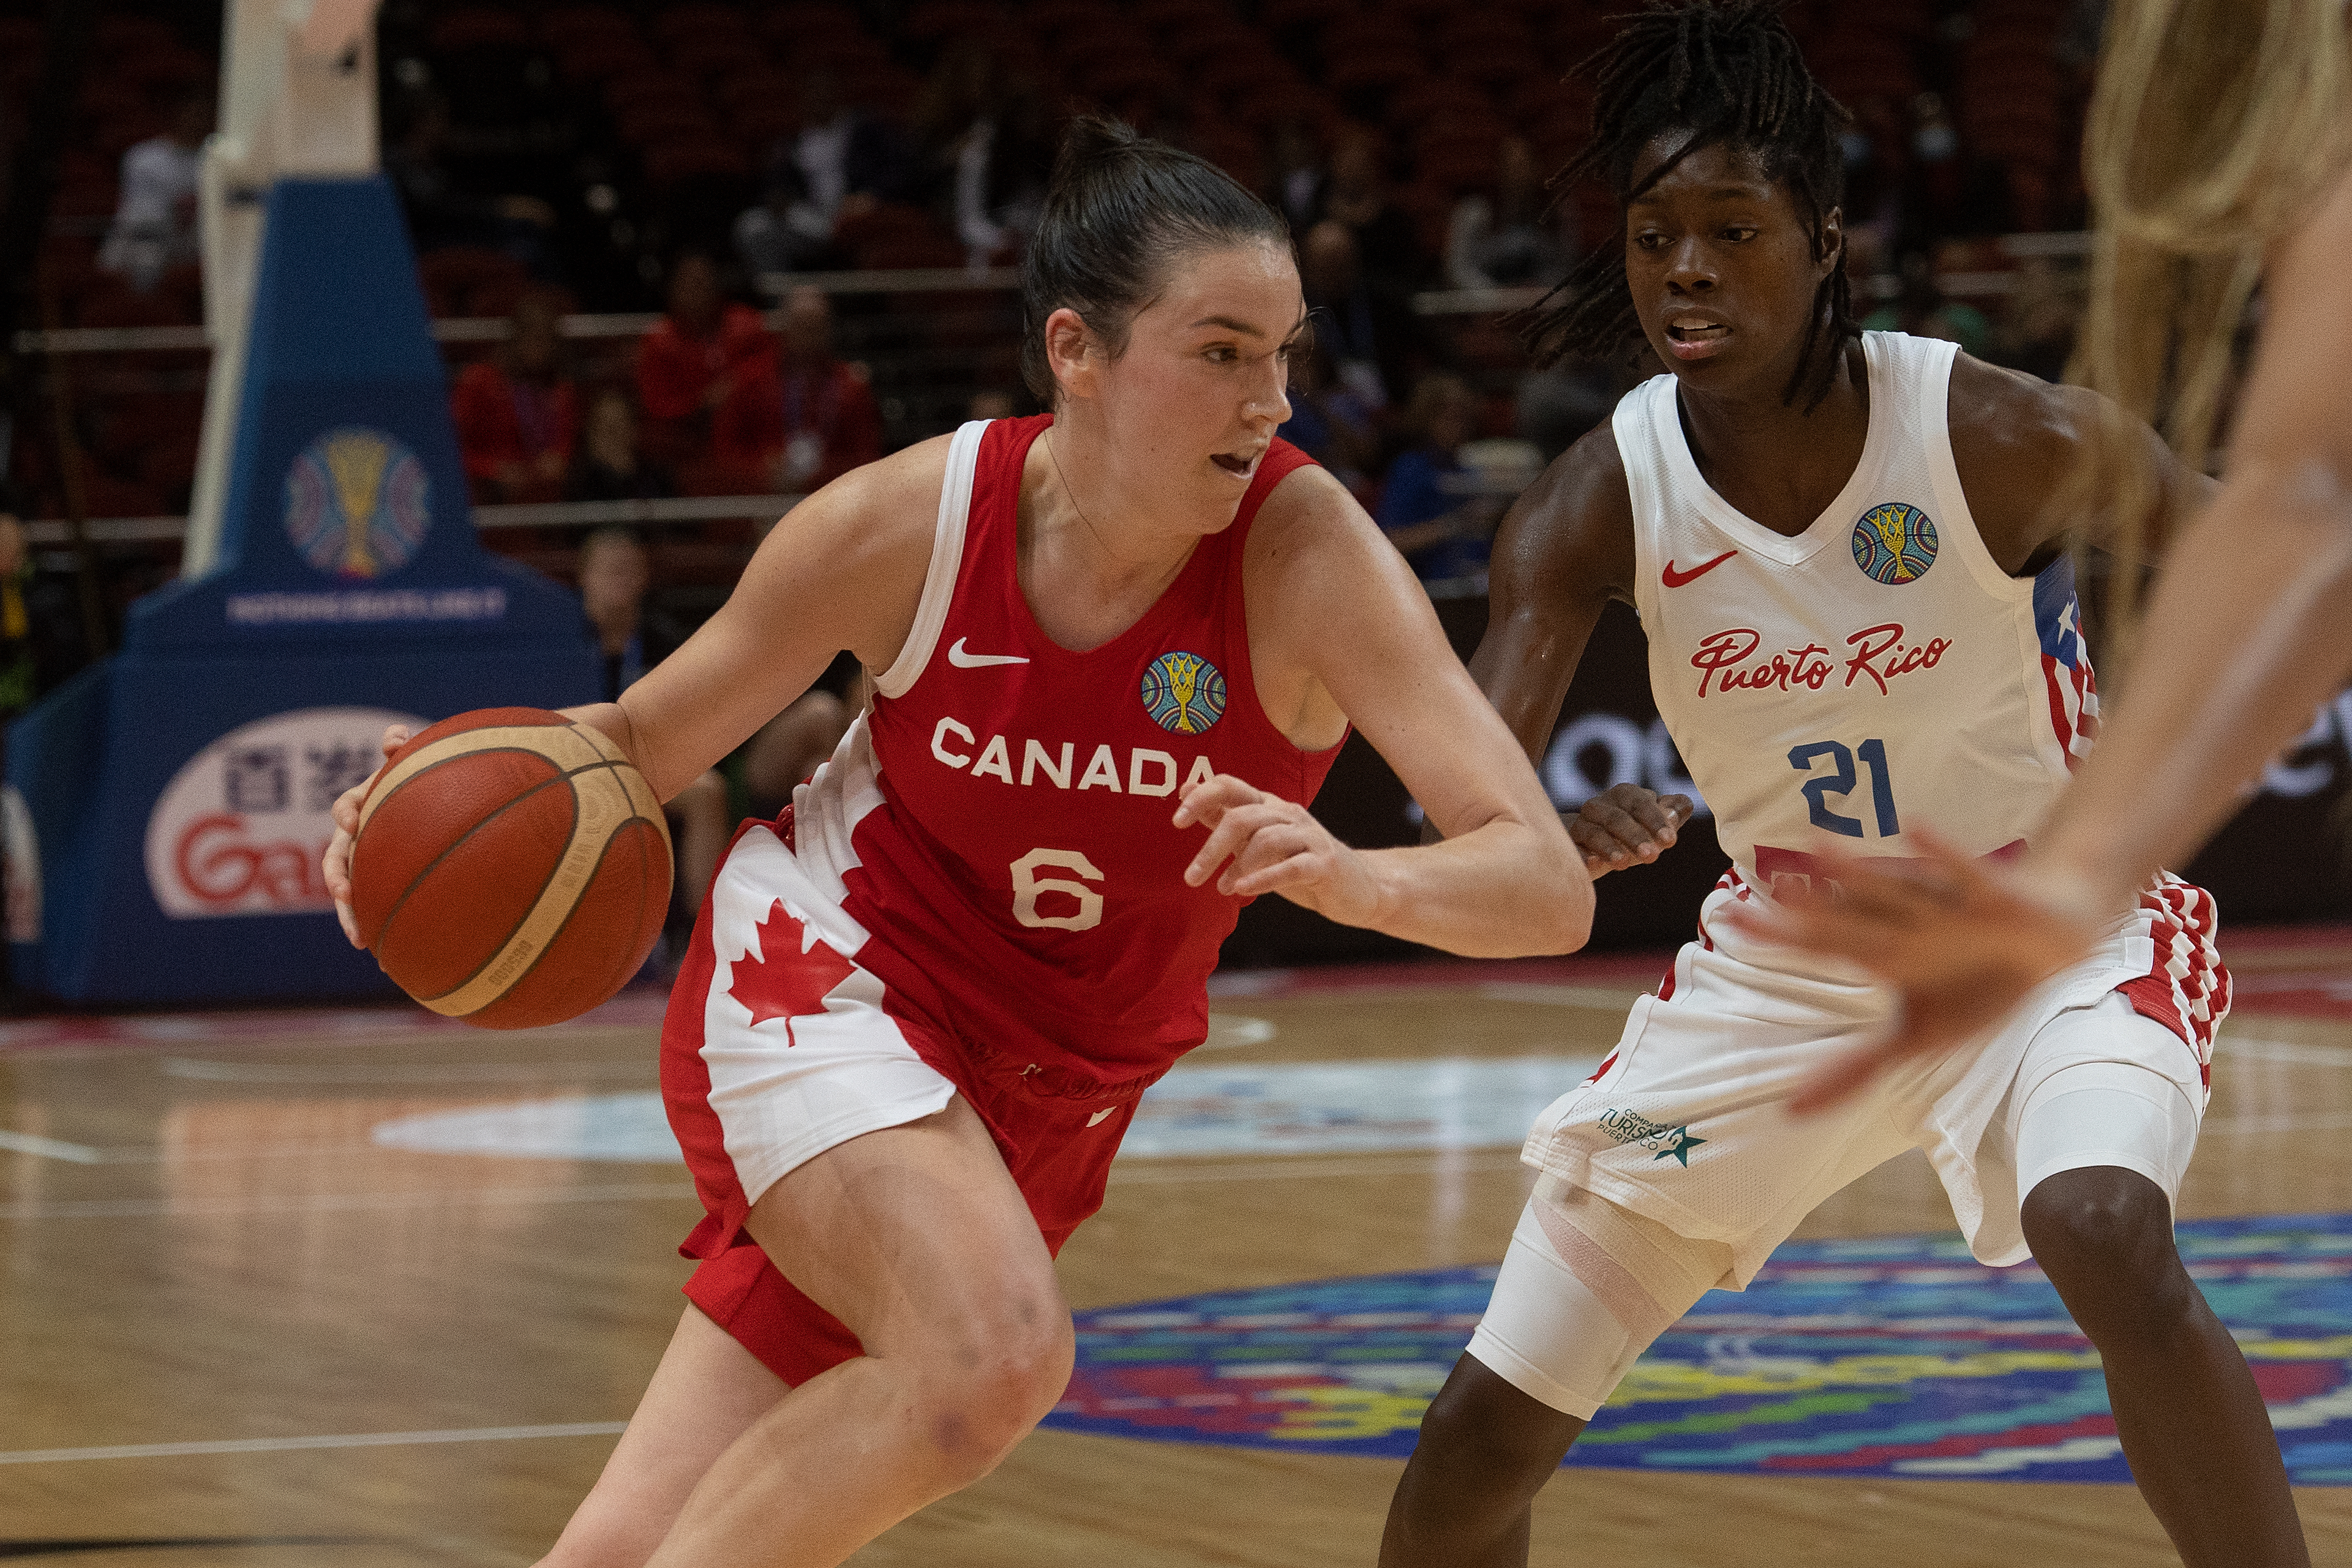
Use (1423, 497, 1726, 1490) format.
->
(1522, 1, 1857, 410)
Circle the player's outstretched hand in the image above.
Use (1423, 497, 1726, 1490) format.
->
(1175, 773, 1378, 925)
(1713, 830, 2103, 1114)
(1572, 784, 1694, 879)
(320, 724, 410, 949)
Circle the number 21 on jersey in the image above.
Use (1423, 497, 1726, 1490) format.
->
(1788, 738, 1899, 839)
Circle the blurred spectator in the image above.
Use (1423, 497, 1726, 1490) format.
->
(1377, 372, 1500, 590)
(451, 290, 580, 503)
(1839, 94, 1907, 263)
(735, 161, 836, 277)
(576, 527, 731, 912)
(1277, 335, 1380, 498)
(1905, 92, 1964, 238)
(915, 43, 1051, 268)
(1300, 219, 1424, 412)
(1997, 258, 2081, 384)
(744, 667, 857, 823)
(566, 388, 673, 505)
(1514, 358, 1620, 463)
(772, 285, 882, 491)
(1445, 137, 1569, 292)
(384, 93, 557, 268)
(776, 67, 907, 241)
(1321, 130, 1424, 286)
(1268, 118, 1328, 233)
(967, 389, 1016, 421)
(97, 91, 212, 293)
(634, 252, 784, 492)
(1863, 252, 1993, 359)
(0, 502, 88, 720)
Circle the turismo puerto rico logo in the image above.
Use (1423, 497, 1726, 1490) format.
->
(1599, 1106, 1705, 1166)
(1042, 1214, 2352, 1483)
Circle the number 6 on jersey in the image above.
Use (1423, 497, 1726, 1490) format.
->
(1012, 847, 1105, 931)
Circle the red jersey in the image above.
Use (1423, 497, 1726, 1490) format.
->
(785, 415, 1342, 1083)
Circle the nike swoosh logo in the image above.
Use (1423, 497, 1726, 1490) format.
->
(1661, 549, 1739, 588)
(947, 637, 1029, 668)
(1087, 1106, 1116, 1127)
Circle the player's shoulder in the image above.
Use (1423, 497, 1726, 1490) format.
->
(1249, 457, 1369, 552)
(1945, 351, 2104, 472)
(1529, 417, 1636, 536)
(761, 433, 954, 575)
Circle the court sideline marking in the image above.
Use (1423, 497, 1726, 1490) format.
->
(0, 1422, 628, 1467)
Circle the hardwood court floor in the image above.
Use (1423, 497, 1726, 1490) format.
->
(6, 937, 2352, 1567)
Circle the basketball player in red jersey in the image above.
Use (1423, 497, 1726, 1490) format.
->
(1377, 9, 2302, 1567)
(326, 118, 1587, 1566)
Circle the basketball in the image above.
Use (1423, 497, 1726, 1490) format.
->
(348, 707, 672, 1030)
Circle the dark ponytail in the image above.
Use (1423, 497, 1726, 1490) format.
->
(1020, 115, 1288, 403)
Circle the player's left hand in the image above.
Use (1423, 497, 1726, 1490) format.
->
(1713, 829, 2104, 1114)
(1175, 773, 1378, 924)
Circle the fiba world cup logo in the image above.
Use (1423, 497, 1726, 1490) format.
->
(1140, 650, 1226, 734)
(284, 428, 432, 580)
(1850, 501, 1938, 585)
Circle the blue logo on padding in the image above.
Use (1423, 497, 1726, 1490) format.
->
(285, 427, 431, 580)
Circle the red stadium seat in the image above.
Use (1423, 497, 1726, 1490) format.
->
(416, 247, 529, 318)
(761, 3, 866, 45)
(1259, 0, 1348, 32)
(93, 17, 176, 54)
(429, 10, 533, 53)
(72, 471, 169, 521)
(1326, 15, 1419, 58)
(671, 32, 765, 80)
(731, 99, 803, 149)
(556, 34, 644, 85)
(652, 4, 751, 46)
(604, 68, 701, 114)
(1326, 47, 1423, 97)
(1198, 52, 1302, 107)
(903, 0, 1013, 43)
(618, 101, 723, 147)
(138, 433, 204, 503)
(1389, 181, 1457, 261)
(1190, 125, 1267, 187)
(642, 137, 753, 188)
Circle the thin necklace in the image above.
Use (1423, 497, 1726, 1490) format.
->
(1043, 430, 1114, 557)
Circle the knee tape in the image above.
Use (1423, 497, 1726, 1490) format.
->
(1467, 1180, 1729, 1420)
(2015, 1058, 2200, 1207)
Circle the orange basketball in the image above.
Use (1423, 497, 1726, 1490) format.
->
(348, 707, 673, 1029)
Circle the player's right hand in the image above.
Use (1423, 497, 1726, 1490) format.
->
(321, 724, 410, 950)
(1570, 783, 1693, 879)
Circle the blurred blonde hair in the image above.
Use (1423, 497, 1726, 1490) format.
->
(2073, 0, 2351, 663)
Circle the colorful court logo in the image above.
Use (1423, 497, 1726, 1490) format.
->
(285, 427, 431, 579)
(1852, 501, 1937, 585)
(1141, 650, 1226, 734)
(1043, 1213, 2352, 1484)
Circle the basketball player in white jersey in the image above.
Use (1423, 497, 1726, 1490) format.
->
(1379, 7, 2307, 1566)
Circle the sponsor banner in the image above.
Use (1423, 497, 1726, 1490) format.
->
(225, 587, 506, 626)
(142, 706, 426, 919)
(1043, 1214, 2352, 1483)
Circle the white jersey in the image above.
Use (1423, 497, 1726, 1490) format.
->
(1617, 331, 2099, 896)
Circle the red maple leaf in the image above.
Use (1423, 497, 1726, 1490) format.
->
(728, 899, 857, 1040)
